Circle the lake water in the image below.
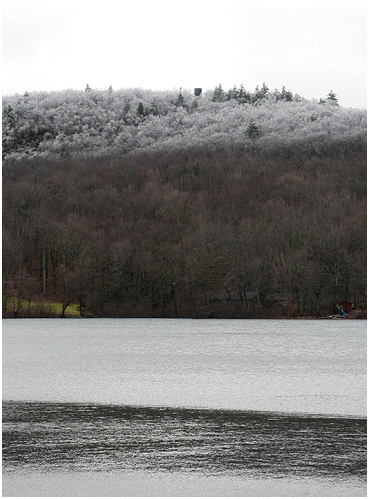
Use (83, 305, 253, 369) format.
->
(2, 318, 367, 496)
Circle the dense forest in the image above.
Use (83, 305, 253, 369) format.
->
(2, 84, 367, 318)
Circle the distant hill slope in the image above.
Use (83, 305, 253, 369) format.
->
(2, 86, 366, 161)
(2, 86, 367, 318)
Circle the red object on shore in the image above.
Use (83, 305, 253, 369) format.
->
(341, 301, 353, 313)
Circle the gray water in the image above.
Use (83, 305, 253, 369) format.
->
(2, 318, 367, 496)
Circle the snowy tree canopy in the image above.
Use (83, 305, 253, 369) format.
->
(2, 84, 366, 162)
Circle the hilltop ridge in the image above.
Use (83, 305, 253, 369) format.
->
(2, 85, 366, 162)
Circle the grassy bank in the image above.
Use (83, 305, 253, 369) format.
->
(2, 296, 82, 318)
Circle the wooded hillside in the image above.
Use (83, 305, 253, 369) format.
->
(2, 85, 367, 317)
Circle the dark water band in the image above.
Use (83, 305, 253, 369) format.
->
(3, 401, 367, 479)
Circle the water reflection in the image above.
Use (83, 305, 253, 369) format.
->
(3, 401, 366, 481)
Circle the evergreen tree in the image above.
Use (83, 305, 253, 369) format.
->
(252, 85, 261, 103)
(124, 101, 131, 113)
(175, 88, 185, 107)
(137, 102, 145, 116)
(246, 119, 260, 138)
(238, 84, 246, 100)
(261, 82, 269, 97)
(212, 84, 225, 102)
(252, 82, 269, 104)
(326, 90, 338, 105)
(150, 101, 159, 115)
(239, 85, 252, 104)
(281, 85, 293, 102)
(226, 85, 238, 100)
(4, 105, 15, 128)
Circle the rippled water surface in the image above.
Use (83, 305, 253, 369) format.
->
(2, 319, 367, 496)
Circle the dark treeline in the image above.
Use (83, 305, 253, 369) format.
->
(3, 141, 366, 318)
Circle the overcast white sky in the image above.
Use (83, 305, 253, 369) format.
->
(2, 0, 367, 108)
